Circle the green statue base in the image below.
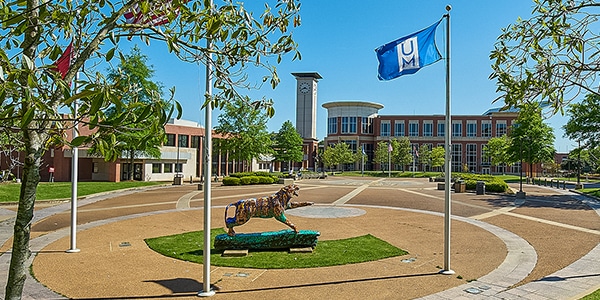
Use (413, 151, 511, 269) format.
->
(214, 229, 320, 251)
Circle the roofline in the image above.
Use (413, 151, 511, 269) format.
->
(322, 101, 384, 110)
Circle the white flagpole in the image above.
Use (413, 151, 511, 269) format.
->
(67, 71, 80, 254)
(199, 1, 215, 296)
(441, 5, 454, 275)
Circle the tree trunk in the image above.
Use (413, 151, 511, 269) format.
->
(129, 150, 134, 181)
(5, 130, 44, 300)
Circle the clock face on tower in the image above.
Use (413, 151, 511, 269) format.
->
(299, 82, 311, 94)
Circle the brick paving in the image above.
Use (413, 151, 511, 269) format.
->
(0, 176, 599, 299)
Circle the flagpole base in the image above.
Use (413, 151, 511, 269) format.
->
(66, 248, 80, 253)
(198, 290, 215, 297)
(439, 269, 455, 275)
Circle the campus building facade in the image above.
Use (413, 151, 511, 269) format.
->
(322, 101, 521, 174)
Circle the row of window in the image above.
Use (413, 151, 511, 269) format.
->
(165, 134, 202, 148)
(152, 163, 183, 173)
(328, 117, 509, 138)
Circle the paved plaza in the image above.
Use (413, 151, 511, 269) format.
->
(0, 176, 599, 299)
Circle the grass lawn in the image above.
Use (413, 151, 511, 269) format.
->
(582, 289, 600, 300)
(0, 181, 164, 203)
(145, 228, 408, 269)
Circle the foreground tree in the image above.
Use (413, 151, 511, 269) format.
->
(490, 0, 600, 112)
(272, 120, 303, 170)
(0, 1, 301, 298)
(215, 96, 273, 172)
(374, 141, 392, 172)
(429, 146, 445, 173)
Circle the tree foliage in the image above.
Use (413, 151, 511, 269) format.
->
(508, 103, 556, 177)
(563, 93, 600, 148)
(0, 1, 300, 298)
(429, 146, 445, 171)
(391, 137, 412, 170)
(87, 45, 167, 180)
(272, 120, 303, 164)
(321, 142, 354, 172)
(214, 96, 273, 170)
(483, 135, 513, 168)
(490, 0, 600, 113)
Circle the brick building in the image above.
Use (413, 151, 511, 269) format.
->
(322, 101, 521, 174)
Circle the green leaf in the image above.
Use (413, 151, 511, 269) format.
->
(21, 107, 34, 128)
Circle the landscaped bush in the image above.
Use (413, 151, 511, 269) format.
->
(456, 173, 508, 193)
(258, 176, 274, 184)
(221, 177, 241, 186)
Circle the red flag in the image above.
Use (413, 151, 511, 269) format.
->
(54, 42, 73, 79)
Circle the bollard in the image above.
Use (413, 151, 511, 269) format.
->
(563, 180, 566, 190)
(544, 179, 547, 186)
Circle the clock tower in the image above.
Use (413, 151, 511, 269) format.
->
(292, 72, 322, 170)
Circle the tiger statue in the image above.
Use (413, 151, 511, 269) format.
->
(224, 184, 313, 236)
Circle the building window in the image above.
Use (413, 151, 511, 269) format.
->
(437, 121, 445, 137)
(452, 121, 462, 137)
(481, 121, 492, 137)
(496, 121, 507, 136)
(381, 121, 391, 136)
(467, 121, 477, 137)
(394, 121, 405, 136)
(361, 117, 373, 134)
(423, 121, 433, 137)
(452, 144, 462, 172)
(166, 134, 176, 146)
(466, 144, 477, 172)
(191, 136, 201, 148)
(341, 117, 357, 134)
(328, 117, 338, 134)
(92, 162, 98, 173)
(178, 134, 189, 147)
(481, 144, 491, 165)
(175, 163, 183, 173)
(409, 121, 419, 136)
(164, 163, 173, 173)
(340, 140, 357, 152)
(152, 163, 162, 173)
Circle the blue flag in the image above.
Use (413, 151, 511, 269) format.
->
(375, 20, 442, 81)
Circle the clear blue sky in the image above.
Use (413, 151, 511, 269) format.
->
(131, 0, 574, 153)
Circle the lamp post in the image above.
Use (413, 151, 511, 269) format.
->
(516, 137, 526, 199)
(576, 140, 583, 189)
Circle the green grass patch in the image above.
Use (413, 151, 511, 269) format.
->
(0, 181, 163, 202)
(145, 228, 408, 269)
(581, 288, 600, 300)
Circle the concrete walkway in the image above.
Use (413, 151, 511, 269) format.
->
(0, 178, 599, 299)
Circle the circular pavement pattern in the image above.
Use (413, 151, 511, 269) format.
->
(285, 205, 366, 218)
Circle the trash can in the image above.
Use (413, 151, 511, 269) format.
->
(173, 174, 183, 185)
(454, 180, 466, 193)
(476, 181, 485, 195)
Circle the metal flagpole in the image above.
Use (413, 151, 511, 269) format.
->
(388, 142, 391, 178)
(199, 1, 215, 296)
(441, 4, 454, 275)
(67, 71, 80, 254)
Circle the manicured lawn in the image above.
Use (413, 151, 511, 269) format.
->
(145, 228, 408, 269)
(581, 289, 600, 300)
(0, 181, 164, 203)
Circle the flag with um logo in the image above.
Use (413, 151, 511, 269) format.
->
(375, 19, 442, 81)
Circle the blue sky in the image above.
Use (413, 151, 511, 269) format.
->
(131, 1, 574, 152)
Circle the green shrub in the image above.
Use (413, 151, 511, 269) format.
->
(258, 176, 274, 184)
(222, 177, 240, 186)
(455, 173, 508, 193)
(240, 176, 252, 185)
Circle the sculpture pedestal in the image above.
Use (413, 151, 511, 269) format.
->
(214, 229, 320, 251)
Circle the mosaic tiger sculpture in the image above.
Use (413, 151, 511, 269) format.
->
(224, 184, 313, 236)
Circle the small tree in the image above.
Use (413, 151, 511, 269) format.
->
(484, 136, 512, 174)
(215, 96, 273, 172)
(508, 103, 556, 178)
(564, 93, 600, 149)
(418, 144, 431, 172)
(321, 142, 354, 173)
(374, 141, 391, 172)
(273, 120, 303, 170)
(391, 137, 412, 171)
(430, 146, 445, 174)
